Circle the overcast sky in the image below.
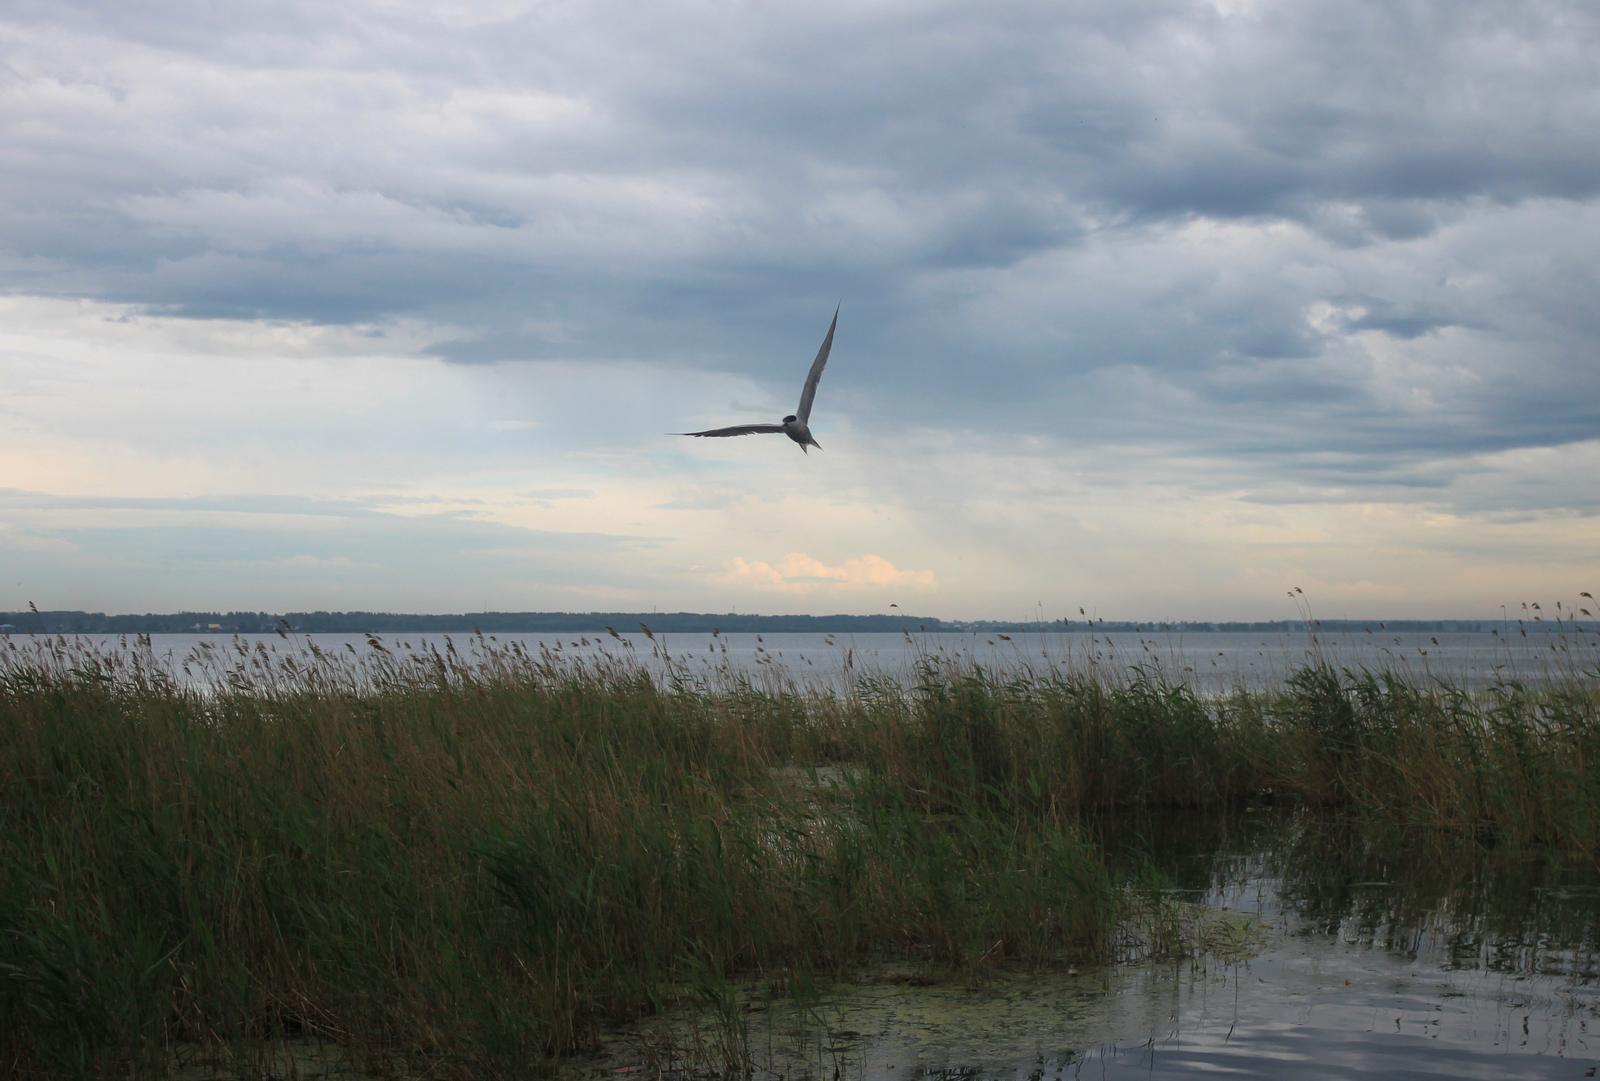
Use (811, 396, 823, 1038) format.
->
(3, 0, 1598, 620)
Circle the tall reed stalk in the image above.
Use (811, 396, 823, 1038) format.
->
(1, 633, 1595, 1077)
(0, 635, 1110, 1079)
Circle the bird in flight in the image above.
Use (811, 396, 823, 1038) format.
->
(675, 307, 838, 454)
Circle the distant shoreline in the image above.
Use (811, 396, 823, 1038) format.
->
(2, 610, 1573, 636)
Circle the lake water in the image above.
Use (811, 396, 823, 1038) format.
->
(28, 627, 1597, 693)
(1072, 813, 1600, 1078)
(596, 811, 1600, 1080)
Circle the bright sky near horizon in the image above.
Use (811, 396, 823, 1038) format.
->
(2, 0, 1598, 621)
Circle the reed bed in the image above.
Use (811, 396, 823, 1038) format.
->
(0, 634, 1109, 1079)
(851, 659, 1600, 845)
(0, 631, 1596, 1078)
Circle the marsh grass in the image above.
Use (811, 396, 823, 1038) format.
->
(844, 656, 1600, 844)
(0, 631, 1596, 1078)
(0, 635, 1110, 1079)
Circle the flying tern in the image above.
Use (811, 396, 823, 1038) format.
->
(676, 307, 838, 454)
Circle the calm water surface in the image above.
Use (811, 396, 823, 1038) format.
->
(651, 812, 1600, 1080)
(66, 627, 1600, 693)
(1073, 814, 1600, 1078)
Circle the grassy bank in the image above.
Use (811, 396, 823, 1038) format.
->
(0, 633, 1596, 1077)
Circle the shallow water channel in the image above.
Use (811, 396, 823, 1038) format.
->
(590, 812, 1600, 1081)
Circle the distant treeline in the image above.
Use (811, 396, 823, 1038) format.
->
(961, 618, 1598, 633)
(964, 619, 1503, 633)
(2, 611, 1590, 636)
(0, 610, 946, 635)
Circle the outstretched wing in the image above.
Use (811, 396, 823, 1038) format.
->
(676, 424, 785, 437)
(796, 305, 838, 424)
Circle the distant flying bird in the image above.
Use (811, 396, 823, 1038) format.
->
(675, 307, 838, 454)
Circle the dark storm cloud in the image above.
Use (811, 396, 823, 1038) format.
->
(3, 0, 1599, 500)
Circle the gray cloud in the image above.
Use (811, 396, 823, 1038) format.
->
(3, 0, 1599, 511)
(0, 488, 669, 612)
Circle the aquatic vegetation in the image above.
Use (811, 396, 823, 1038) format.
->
(857, 660, 1600, 844)
(0, 632, 1594, 1077)
(0, 635, 1110, 1079)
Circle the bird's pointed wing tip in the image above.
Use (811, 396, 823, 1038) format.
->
(676, 423, 786, 437)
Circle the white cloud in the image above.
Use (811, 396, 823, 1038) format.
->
(720, 554, 937, 596)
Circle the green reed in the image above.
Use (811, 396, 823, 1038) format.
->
(0, 631, 1595, 1077)
(0, 635, 1110, 1078)
(852, 660, 1599, 845)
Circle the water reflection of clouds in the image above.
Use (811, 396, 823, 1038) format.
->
(782, 815, 1600, 1079)
(1075, 813, 1600, 1075)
